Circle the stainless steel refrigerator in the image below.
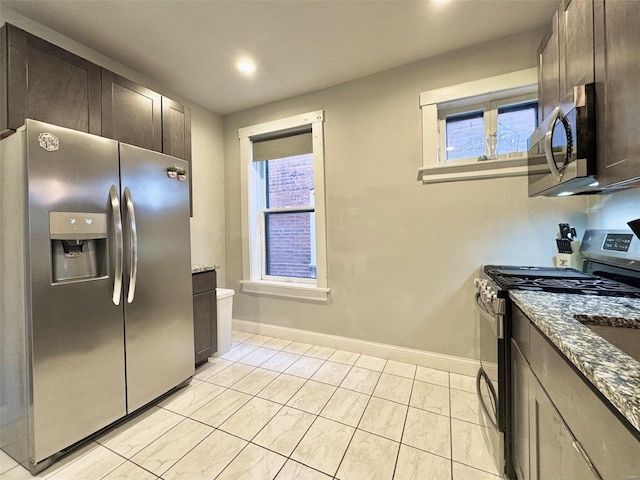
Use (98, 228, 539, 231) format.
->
(0, 119, 194, 473)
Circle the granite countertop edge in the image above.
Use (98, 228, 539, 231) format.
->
(510, 290, 640, 433)
(191, 265, 220, 274)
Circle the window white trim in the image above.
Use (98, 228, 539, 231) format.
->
(418, 68, 538, 184)
(239, 110, 329, 301)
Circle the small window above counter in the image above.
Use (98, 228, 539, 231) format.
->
(417, 68, 538, 184)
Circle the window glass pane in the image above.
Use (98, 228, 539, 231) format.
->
(497, 102, 538, 155)
(445, 111, 485, 161)
(265, 211, 316, 279)
(266, 153, 314, 208)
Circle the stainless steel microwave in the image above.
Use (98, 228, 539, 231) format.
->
(527, 84, 597, 197)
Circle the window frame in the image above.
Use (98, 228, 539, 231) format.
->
(438, 92, 538, 164)
(418, 68, 540, 184)
(238, 110, 330, 301)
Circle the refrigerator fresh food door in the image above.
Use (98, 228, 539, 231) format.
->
(25, 120, 126, 463)
(119, 143, 194, 412)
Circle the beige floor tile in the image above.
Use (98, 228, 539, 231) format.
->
(190, 389, 252, 427)
(193, 357, 234, 381)
(336, 430, 399, 480)
(263, 337, 292, 350)
(320, 388, 370, 427)
(402, 407, 451, 459)
(354, 355, 387, 372)
(230, 368, 280, 395)
(449, 373, 476, 393)
(275, 460, 332, 479)
(231, 331, 255, 343)
(47, 444, 124, 480)
(162, 430, 246, 480)
(257, 373, 307, 404)
(260, 351, 301, 373)
(287, 380, 337, 415)
(218, 397, 282, 440)
(157, 381, 225, 416)
(206, 362, 255, 387)
(291, 417, 355, 476)
(383, 360, 416, 379)
(451, 419, 502, 476)
(450, 389, 490, 427)
(0, 450, 18, 475)
(97, 406, 183, 458)
(452, 461, 504, 480)
(219, 343, 258, 362)
(410, 380, 450, 416)
(101, 461, 157, 480)
(282, 341, 314, 355)
(284, 356, 325, 378)
(3, 442, 99, 480)
(358, 396, 407, 442)
(216, 443, 286, 480)
(244, 334, 275, 347)
(415, 366, 450, 387)
(237, 347, 279, 367)
(328, 349, 360, 365)
(394, 444, 452, 480)
(341, 367, 381, 395)
(130, 419, 212, 476)
(305, 345, 336, 360)
(311, 361, 352, 386)
(373, 373, 413, 404)
(253, 406, 316, 456)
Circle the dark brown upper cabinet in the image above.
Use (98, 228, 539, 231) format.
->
(101, 70, 162, 152)
(537, 0, 594, 124)
(1, 23, 101, 136)
(162, 97, 192, 213)
(594, 0, 640, 188)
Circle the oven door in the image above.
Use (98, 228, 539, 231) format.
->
(475, 293, 506, 475)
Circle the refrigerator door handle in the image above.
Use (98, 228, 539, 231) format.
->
(109, 185, 123, 305)
(124, 187, 138, 304)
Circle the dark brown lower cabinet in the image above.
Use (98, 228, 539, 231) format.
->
(192, 270, 217, 366)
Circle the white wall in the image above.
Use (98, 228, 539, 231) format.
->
(0, 8, 226, 278)
(223, 29, 589, 360)
(587, 189, 640, 229)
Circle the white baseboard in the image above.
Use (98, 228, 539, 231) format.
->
(231, 319, 480, 377)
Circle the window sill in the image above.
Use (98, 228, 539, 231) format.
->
(417, 156, 534, 184)
(240, 280, 330, 302)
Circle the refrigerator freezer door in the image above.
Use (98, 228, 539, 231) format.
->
(119, 144, 194, 412)
(25, 120, 126, 463)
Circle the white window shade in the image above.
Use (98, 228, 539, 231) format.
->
(252, 131, 312, 162)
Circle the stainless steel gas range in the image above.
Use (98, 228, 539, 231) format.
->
(474, 229, 640, 479)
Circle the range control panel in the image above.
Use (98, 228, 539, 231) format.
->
(603, 233, 634, 252)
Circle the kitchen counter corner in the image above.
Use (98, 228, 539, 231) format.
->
(191, 264, 220, 274)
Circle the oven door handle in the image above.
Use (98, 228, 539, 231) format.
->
(476, 368, 500, 432)
(475, 294, 504, 339)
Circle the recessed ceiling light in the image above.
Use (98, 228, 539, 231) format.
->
(236, 60, 257, 75)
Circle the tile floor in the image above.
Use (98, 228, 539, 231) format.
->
(0, 331, 503, 480)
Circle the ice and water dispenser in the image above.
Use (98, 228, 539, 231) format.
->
(49, 212, 108, 283)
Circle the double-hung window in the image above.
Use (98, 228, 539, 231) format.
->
(239, 111, 329, 301)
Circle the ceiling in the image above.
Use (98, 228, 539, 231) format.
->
(1, 0, 556, 115)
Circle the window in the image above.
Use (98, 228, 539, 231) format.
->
(440, 95, 538, 163)
(418, 68, 539, 184)
(239, 111, 329, 301)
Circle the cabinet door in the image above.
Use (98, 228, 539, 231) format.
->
(529, 378, 601, 480)
(102, 70, 162, 152)
(162, 97, 192, 215)
(595, 0, 640, 187)
(193, 290, 216, 365)
(3, 23, 101, 134)
(560, 0, 594, 97)
(511, 340, 530, 480)
(538, 10, 560, 122)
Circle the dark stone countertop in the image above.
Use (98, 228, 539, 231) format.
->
(510, 290, 640, 433)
